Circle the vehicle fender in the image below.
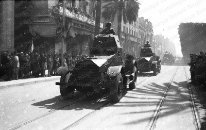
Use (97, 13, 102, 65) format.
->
(57, 66, 69, 76)
(107, 65, 122, 77)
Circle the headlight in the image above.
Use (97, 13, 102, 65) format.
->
(152, 61, 157, 64)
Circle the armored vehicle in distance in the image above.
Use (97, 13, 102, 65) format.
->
(137, 42, 161, 75)
(56, 34, 137, 103)
(162, 52, 175, 65)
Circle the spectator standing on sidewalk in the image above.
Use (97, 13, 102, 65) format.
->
(32, 52, 40, 77)
(1, 52, 12, 80)
(53, 54, 59, 75)
(47, 54, 53, 77)
(40, 53, 47, 77)
(7, 53, 13, 80)
(19, 52, 24, 78)
(25, 53, 31, 77)
(11, 51, 20, 80)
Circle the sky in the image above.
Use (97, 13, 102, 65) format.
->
(138, 0, 206, 57)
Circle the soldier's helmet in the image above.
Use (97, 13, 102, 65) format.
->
(144, 41, 151, 47)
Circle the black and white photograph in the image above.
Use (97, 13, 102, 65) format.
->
(0, 0, 206, 129)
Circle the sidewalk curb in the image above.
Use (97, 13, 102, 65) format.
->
(0, 76, 60, 89)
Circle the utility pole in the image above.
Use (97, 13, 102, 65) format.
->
(61, 0, 65, 66)
(94, 0, 101, 35)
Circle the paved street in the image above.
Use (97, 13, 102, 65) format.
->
(0, 65, 203, 130)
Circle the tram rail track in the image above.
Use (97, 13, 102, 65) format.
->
(147, 67, 178, 130)
(146, 66, 200, 130)
(183, 67, 201, 130)
(62, 66, 176, 130)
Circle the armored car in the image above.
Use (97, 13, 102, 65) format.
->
(56, 34, 137, 103)
(137, 42, 161, 75)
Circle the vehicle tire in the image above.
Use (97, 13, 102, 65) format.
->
(158, 66, 161, 73)
(153, 67, 157, 76)
(60, 72, 75, 99)
(129, 82, 135, 90)
(129, 66, 137, 90)
(123, 75, 127, 90)
(110, 74, 123, 103)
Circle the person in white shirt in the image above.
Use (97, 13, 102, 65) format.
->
(12, 52, 20, 80)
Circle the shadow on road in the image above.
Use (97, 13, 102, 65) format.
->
(31, 90, 119, 111)
(112, 81, 193, 126)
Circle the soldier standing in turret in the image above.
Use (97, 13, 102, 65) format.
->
(100, 22, 115, 35)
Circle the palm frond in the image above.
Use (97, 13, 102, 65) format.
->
(126, 0, 139, 23)
(102, 0, 118, 21)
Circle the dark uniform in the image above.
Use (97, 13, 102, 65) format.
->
(100, 22, 115, 35)
(189, 54, 197, 83)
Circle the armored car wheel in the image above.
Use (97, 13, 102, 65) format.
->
(158, 67, 161, 73)
(129, 66, 137, 90)
(110, 74, 124, 103)
(60, 72, 75, 99)
(153, 69, 157, 76)
(129, 82, 135, 90)
(153, 65, 158, 76)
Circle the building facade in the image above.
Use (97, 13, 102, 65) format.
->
(29, 0, 102, 56)
(0, 0, 14, 52)
(0, 0, 101, 56)
(0, 0, 152, 58)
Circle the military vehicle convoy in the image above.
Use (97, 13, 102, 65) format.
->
(137, 42, 161, 75)
(56, 34, 137, 103)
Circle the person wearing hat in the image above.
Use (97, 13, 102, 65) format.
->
(100, 22, 115, 35)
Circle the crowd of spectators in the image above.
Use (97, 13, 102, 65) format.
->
(0, 51, 85, 81)
(189, 51, 206, 86)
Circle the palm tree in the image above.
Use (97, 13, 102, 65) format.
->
(95, 0, 102, 35)
(102, 0, 140, 37)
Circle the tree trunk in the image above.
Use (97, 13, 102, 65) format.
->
(94, 0, 101, 35)
(117, 0, 123, 39)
